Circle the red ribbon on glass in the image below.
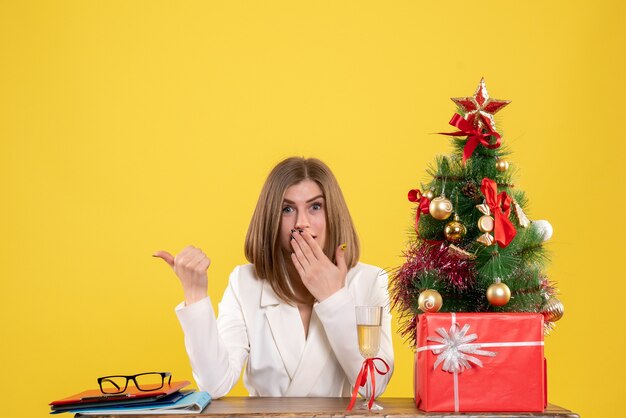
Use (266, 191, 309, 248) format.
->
(408, 189, 430, 232)
(481, 178, 517, 248)
(346, 357, 390, 411)
(439, 113, 502, 163)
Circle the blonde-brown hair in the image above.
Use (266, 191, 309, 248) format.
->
(244, 157, 360, 304)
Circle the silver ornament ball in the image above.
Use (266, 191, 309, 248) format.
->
(533, 220, 553, 242)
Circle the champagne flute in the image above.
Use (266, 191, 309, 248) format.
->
(355, 306, 383, 411)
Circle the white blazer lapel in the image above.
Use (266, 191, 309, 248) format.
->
(262, 281, 305, 380)
(285, 310, 332, 396)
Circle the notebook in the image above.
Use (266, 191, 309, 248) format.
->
(58, 391, 211, 415)
(49, 380, 190, 411)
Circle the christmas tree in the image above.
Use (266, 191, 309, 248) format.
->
(391, 79, 564, 347)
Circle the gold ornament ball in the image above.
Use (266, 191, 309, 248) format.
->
(418, 289, 443, 313)
(542, 297, 564, 322)
(429, 196, 453, 220)
(423, 190, 435, 200)
(486, 282, 511, 306)
(496, 160, 510, 172)
(444, 219, 467, 242)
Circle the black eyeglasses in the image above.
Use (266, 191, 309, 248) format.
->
(97, 372, 172, 394)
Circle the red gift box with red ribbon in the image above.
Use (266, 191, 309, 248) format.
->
(414, 312, 547, 412)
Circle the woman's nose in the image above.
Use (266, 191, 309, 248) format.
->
(295, 212, 310, 229)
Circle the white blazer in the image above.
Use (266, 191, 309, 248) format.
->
(175, 262, 394, 399)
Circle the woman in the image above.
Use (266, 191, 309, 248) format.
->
(154, 157, 394, 399)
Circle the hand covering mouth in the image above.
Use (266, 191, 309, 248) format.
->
(291, 228, 316, 239)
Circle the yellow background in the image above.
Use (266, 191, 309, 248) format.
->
(1, 1, 624, 417)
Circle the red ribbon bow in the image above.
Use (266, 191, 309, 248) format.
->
(481, 178, 517, 248)
(439, 113, 502, 163)
(408, 189, 430, 232)
(346, 357, 390, 411)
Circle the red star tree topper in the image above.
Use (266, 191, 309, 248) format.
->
(451, 78, 511, 131)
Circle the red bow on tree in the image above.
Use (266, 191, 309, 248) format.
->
(439, 113, 502, 164)
(481, 178, 517, 248)
(408, 189, 431, 232)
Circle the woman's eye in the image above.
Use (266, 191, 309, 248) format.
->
(311, 202, 322, 210)
(282, 206, 293, 214)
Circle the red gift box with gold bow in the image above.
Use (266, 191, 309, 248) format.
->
(414, 312, 547, 412)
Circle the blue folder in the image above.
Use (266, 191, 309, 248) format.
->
(54, 391, 211, 415)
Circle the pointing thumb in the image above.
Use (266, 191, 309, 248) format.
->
(153, 250, 175, 267)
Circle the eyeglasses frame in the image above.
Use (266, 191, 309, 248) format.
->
(97, 372, 172, 394)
